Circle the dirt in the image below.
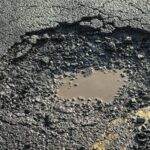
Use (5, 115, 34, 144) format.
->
(58, 69, 127, 102)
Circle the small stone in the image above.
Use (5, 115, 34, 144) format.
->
(41, 56, 50, 64)
(95, 97, 102, 101)
(108, 41, 116, 51)
(16, 52, 23, 58)
(86, 42, 93, 47)
(57, 106, 74, 114)
(28, 35, 40, 44)
(72, 97, 77, 101)
(95, 39, 101, 43)
(43, 33, 50, 39)
(136, 117, 146, 124)
(79, 146, 86, 150)
(66, 62, 70, 67)
(120, 73, 126, 78)
(64, 72, 71, 78)
(136, 132, 147, 143)
(0, 91, 5, 95)
(74, 83, 79, 86)
(23, 35, 30, 40)
(16, 45, 31, 58)
(87, 98, 92, 101)
(35, 96, 41, 102)
(137, 54, 144, 59)
(131, 98, 137, 103)
(124, 36, 132, 43)
(78, 96, 85, 100)
(129, 46, 134, 50)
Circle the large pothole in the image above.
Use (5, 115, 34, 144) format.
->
(0, 22, 150, 150)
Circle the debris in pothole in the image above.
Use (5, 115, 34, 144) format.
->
(137, 54, 145, 59)
(0, 21, 150, 150)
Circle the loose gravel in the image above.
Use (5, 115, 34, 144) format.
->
(0, 24, 150, 149)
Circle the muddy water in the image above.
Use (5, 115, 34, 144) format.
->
(58, 70, 128, 102)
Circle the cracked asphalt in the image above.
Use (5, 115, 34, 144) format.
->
(0, 1, 150, 150)
(0, 0, 150, 54)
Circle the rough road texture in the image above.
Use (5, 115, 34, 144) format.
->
(0, 1, 150, 150)
(0, 0, 150, 54)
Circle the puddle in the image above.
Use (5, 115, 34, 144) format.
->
(57, 69, 128, 102)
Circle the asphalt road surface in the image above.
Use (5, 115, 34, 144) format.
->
(0, 1, 150, 150)
(0, 0, 150, 54)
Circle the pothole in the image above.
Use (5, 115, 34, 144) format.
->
(57, 69, 128, 102)
(0, 21, 150, 150)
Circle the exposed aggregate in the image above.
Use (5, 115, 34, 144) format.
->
(0, 24, 150, 149)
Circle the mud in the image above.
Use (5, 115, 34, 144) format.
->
(58, 69, 127, 102)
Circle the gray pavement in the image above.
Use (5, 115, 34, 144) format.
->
(0, 0, 150, 54)
(0, 1, 150, 150)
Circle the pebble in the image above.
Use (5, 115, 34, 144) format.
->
(136, 117, 146, 124)
(79, 146, 86, 150)
(124, 36, 132, 43)
(108, 41, 116, 51)
(136, 132, 147, 143)
(74, 83, 79, 86)
(43, 33, 50, 39)
(131, 98, 137, 103)
(78, 96, 85, 100)
(95, 39, 101, 43)
(41, 56, 50, 64)
(72, 97, 77, 101)
(137, 54, 145, 59)
(28, 35, 40, 44)
(120, 73, 126, 78)
(16, 44, 31, 58)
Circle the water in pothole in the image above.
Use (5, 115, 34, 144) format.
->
(57, 69, 128, 102)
